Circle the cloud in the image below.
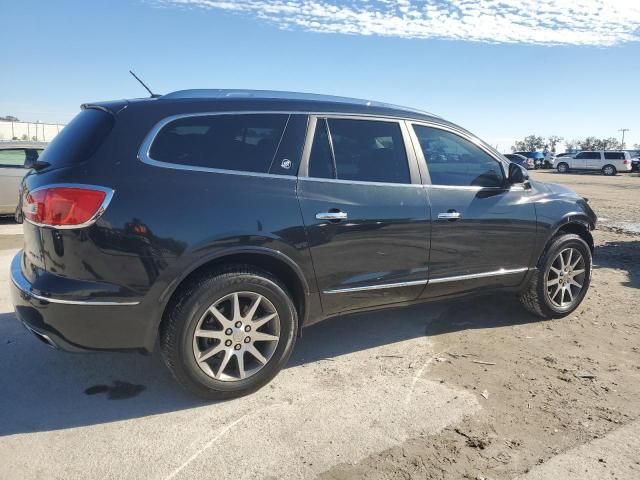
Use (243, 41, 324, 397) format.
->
(155, 0, 640, 46)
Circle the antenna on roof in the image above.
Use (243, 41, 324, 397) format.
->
(129, 70, 160, 98)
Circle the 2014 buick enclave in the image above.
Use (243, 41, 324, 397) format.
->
(10, 90, 596, 398)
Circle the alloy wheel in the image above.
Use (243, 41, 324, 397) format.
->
(545, 248, 586, 309)
(192, 291, 280, 381)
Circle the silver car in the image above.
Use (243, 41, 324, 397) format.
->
(0, 142, 46, 215)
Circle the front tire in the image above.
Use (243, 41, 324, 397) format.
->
(520, 234, 592, 318)
(557, 162, 569, 173)
(160, 267, 298, 400)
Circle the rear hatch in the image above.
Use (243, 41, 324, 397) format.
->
(20, 107, 116, 281)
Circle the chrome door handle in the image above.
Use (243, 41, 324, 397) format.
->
(437, 212, 461, 220)
(316, 211, 348, 221)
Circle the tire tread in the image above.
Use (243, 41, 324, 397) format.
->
(519, 233, 591, 319)
(159, 265, 297, 399)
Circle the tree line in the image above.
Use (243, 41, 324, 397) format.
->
(511, 135, 639, 153)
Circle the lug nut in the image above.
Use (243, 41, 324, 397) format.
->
(225, 328, 232, 335)
(235, 321, 242, 328)
(244, 337, 251, 343)
(234, 344, 241, 350)
(225, 339, 232, 347)
(244, 325, 251, 332)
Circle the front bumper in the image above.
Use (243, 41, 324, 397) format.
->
(10, 251, 152, 352)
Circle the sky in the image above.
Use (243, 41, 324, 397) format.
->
(2, 0, 639, 151)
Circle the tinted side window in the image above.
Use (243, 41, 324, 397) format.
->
(38, 108, 114, 167)
(0, 149, 26, 168)
(413, 125, 504, 187)
(327, 119, 410, 184)
(604, 152, 624, 160)
(578, 152, 600, 159)
(149, 114, 289, 173)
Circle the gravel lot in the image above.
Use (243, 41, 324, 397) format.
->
(1, 171, 639, 479)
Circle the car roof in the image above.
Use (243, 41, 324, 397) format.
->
(85, 89, 454, 126)
(161, 89, 441, 117)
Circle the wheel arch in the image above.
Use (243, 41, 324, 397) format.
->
(549, 219, 594, 254)
(158, 247, 311, 336)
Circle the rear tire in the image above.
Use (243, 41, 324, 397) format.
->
(160, 266, 298, 400)
(602, 164, 616, 176)
(557, 162, 569, 173)
(520, 234, 592, 319)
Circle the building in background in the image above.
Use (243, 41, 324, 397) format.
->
(0, 120, 65, 143)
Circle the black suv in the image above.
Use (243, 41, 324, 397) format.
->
(10, 90, 597, 399)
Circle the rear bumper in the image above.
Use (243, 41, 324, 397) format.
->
(10, 251, 153, 353)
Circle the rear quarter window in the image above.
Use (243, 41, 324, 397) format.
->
(604, 152, 624, 160)
(38, 108, 114, 168)
(147, 113, 290, 174)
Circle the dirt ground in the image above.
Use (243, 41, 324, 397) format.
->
(321, 170, 640, 480)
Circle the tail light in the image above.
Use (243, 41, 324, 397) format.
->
(623, 159, 630, 165)
(22, 185, 113, 228)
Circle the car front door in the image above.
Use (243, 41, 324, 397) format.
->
(407, 124, 538, 299)
(0, 149, 28, 214)
(297, 116, 430, 315)
(586, 152, 603, 170)
(571, 152, 588, 169)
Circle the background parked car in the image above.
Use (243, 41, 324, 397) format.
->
(556, 150, 632, 176)
(504, 153, 534, 169)
(625, 150, 640, 172)
(513, 151, 546, 169)
(0, 142, 46, 215)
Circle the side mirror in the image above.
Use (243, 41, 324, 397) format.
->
(508, 162, 529, 185)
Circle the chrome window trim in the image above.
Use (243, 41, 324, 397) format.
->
(138, 110, 437, 179)
(23, 183, 115, 230)
(139, 156, 299, 179)
(138, 111, 299, 179)
(323, 267, 529, 294)
(11, 271, 140, 306)
(426, 184, 525, 192)
(298, 176, 424, 188)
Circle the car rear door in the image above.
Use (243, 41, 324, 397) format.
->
(603, 151, 627, 171)
(407, 123, 537, 299)
(0, 149, 28, 214)
(297, 116, 430, 315)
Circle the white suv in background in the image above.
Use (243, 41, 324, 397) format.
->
(556, 151, 632, 176)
